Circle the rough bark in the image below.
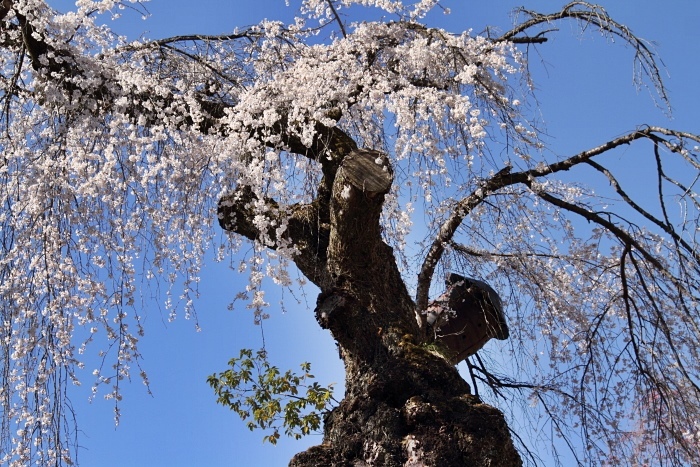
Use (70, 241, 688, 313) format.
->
(219, 148, 521, 466)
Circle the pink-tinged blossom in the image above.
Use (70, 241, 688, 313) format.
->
(0, 0, 699, 466)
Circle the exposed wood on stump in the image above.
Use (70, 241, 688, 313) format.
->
(339, 149, 394, 197)
(429, 274, 510, 365)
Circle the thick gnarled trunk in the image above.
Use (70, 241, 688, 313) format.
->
(219, 148, 521, 466)
(297, 289, 520, 466)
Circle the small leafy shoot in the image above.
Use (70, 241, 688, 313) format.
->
(207, 349, 336, 444)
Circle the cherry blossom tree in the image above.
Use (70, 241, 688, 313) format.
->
(1, 0, 699, 465)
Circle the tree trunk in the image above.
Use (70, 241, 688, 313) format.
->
(219, 148, 521, 466)
(292, 290, 521, 467)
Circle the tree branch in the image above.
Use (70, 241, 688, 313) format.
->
(217, 188, 331, 288)
(496, 1, 669, 108)
(415, 166, 513, 314)
(585, 158, 700, 264)
(527, 182, 664, 271)
(415, 126, 697, 316)
(325, 0, 347, 39)
(5, 1, 359, 179)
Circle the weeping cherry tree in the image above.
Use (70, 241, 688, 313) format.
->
(1, 0, 699, 465)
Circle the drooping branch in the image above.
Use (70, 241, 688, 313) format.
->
(415, 127, 699, 315)
(5, 1, 360, 172)
(2, 4, 227, 131)
(496, 1, 669, 108)
(1, 4, 247, 133)
(416, 130, 643, 312)
(585, 158, 700, 265)
(525, 183, 665, 272)
(325, 0, 347, 39)
(620, 245, 700, 461)
(524, 180, 700, 359)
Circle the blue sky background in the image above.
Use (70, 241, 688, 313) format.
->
(55, 1, 700, 466)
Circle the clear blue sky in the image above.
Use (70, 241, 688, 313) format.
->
(60, 1, 700, 466)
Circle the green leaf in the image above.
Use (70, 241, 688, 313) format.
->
(208, 348, 336, 443)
